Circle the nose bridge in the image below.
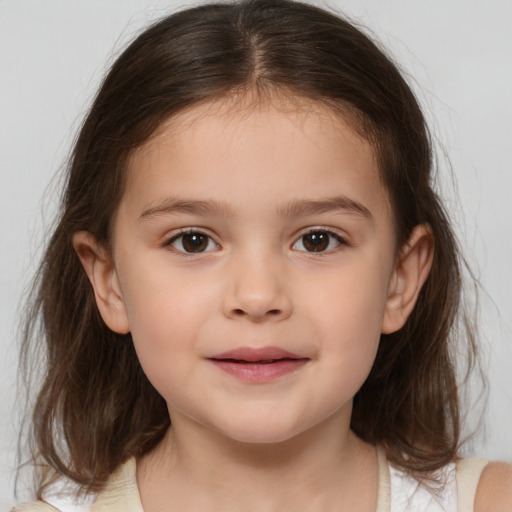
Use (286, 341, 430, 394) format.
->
(223, 242, 291, 322)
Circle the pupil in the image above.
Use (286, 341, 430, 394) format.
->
(183, 233, 207, 252)
(303, 232, 328, 252)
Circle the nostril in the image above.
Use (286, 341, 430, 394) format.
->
(230, 308, 282, 318)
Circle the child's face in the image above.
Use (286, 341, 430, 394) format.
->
(83, 96, 429, 445)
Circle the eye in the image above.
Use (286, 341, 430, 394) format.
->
(168, 231, 219, 253)
(292, 229, 344, 253)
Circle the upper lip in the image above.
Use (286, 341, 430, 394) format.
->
(209, 346, 307, 362)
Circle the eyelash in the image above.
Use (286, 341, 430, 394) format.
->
(163, 227, 347, 255)
(292, 228, 347, 254)
(164, 229, 219, 254)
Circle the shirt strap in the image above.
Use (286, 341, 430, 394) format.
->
(376, 447, 391, 512)
(456, 457, 489, 512)
(91, 458, 143, 512)
(10, 502, 60, 511)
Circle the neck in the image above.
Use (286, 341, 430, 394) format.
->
(137, 410, 379, 512)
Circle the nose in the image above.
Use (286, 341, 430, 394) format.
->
(222, 251, 293, 322)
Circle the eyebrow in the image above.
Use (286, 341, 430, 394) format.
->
(139, 198, 235, 220)
(277, 196, 373, 220)
(139, 195, 372, 222)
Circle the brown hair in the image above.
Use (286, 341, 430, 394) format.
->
(20, 0, 478, 496)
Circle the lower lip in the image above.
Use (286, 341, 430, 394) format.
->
(209, 359, 309, 383)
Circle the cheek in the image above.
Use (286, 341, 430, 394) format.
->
(118, 264, 221, 390)
(127, 298, 199, 405)
(302, 260, 390, 378)
(305, 260, 390, 336)
(119, 256, 215, 333)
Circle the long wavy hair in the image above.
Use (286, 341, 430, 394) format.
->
(19, 0, 478, 496)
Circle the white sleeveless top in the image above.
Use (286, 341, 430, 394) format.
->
(14, 451, 489, 512)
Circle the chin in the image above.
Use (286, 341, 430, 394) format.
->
(229, 431, 295, 445)
(211, 417, 310, 446)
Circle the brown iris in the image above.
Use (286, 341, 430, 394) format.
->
(181, 233, 209, 252)
(301, 231, 330, 252)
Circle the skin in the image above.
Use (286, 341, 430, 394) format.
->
(75, 93, 488, 511)
(475, 462, 512, 512)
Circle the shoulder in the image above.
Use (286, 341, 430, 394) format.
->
(474, 461, 512, 512)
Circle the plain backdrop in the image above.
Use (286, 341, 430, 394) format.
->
(1, 0, 511, 508)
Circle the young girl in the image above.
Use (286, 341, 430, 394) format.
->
(13, 0, 512, 511)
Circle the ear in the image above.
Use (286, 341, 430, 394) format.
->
(381, 224, 434, 334)
(72, 231, 130, 334)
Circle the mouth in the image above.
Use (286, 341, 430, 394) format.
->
(208, 347, 309, 382)
(210, 346, 305, 362)
(216, 358, 299, 364)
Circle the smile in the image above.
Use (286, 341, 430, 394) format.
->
(209, 347, 309, 383)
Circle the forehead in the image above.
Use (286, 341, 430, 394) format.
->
(130, 91, 375, 170)
(121, 93, 392, 227)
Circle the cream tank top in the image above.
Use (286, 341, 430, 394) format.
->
(13, 451, 489, 512)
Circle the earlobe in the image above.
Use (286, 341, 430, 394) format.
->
(381, 224, 434, 334)
(72, 231, 131, 334)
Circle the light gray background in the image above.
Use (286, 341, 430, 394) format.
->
(1, 0, 511, 508)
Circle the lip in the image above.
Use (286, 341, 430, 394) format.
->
(208, 346, 309, 383)
(211, 346, 304, 362)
